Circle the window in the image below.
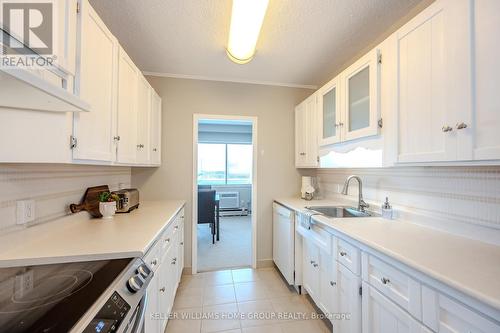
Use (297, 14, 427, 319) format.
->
(198, 143, 252, 185)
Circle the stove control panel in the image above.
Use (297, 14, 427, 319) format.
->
(83, 292, 130, 333)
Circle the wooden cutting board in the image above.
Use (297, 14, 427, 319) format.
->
(70, 185, 109, 218)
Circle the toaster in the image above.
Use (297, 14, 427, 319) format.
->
(114, 189, 140, 213)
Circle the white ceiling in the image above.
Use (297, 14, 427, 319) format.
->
(89, 0, 426, 88)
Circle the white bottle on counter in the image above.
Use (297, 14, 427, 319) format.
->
(381, 197, 393, 220)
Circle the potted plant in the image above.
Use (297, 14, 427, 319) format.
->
(98, 192, 120, 219)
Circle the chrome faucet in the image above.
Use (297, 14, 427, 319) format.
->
(341, 175, 369, 212)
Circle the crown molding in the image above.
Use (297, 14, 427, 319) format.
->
(142, 71, 317, 90)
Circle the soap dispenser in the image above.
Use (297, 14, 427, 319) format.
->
(381, 197, 393, 220)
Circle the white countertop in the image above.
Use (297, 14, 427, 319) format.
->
(0, 200, 185, 268)
(275, 197, 500, 313)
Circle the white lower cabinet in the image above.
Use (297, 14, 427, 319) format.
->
(422, 286, 500, 333)
(298, 225, 500, 333)
(336, 262, 361, 333)
(144, 209, 184, 333)
(302, 237, 320, 300)
(363, 282, 431, 333)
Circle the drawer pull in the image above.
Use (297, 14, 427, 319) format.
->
(160, 287, 165, 292)
(172, 258, 177, 265)
(313, 263, 318, 268)
(310, 260, 315, 265)
(165, 238, 170, 243)
(330, 281, 336, 286)
(174, 226, 179, 230)
(180, 242, 184, 245)
(339, 251, 347, 257)
(381, 277, 391, 285)
(151, 259, 158, 266)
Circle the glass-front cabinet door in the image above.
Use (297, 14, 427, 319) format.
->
(342, 49, 380, 141)
(318, 76, 341, 146)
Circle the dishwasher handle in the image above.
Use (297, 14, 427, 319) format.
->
(130, 292, 148, 333)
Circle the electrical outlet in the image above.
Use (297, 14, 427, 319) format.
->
(16, 200, 35, 225)
(15, 270, 34, 298)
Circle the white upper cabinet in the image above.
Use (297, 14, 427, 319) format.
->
(150, 91, 162, 165)
(472, 0, 500, 161)
(53, 0, 78, 76)
(295, 93, 319, 168)
(342, 49, 380, 142)
(73, 0, 117, 162)
(317, 49, 380, 147)
(396, 0, 472, 163)
(318, 76, 341, 146)
(137, 76, 152, 164)
(116, 47, 139, 164)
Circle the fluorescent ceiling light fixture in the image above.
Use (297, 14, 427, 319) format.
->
(226, 0, 269, 64)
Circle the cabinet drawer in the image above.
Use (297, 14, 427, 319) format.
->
(422, 286, 500, 333)
(336, 238, 361, 275)
(296, 219, 332, 256)
(362, 253, 421, 320)
(144, 241, 161, 272)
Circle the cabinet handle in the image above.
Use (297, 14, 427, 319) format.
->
(313, 263, 318, 268)
(165, 238, 170, 243)
(160, 287, 165, 292)
(113, 136, 121, 141)
(153, 148, 157, 152)
(330, 281, 336, 286)
(151, 259, 158, 266)
(310, 260, 315, 265)
(381, 277, 391, 285)
(456, 122, 468, 130)
(339, 251, 347, 257)
(442, 126, 453, 133)
(174, 226, 179, 230)
(180, 242, 184, 245)
(339, 122, 344, 127)
(300, 152, 306, 156)
(171, 258, 177, 265)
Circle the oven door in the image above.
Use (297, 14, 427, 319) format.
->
(125, 293, 148, 333)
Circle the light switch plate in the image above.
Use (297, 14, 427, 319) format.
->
(16, 200, 35, 225)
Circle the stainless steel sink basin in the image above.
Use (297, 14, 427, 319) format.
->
(305, 206, 378, 218)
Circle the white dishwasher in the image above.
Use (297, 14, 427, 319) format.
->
(272, 202, 302, 291)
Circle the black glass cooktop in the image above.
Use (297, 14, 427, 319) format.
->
(0, 258, 132, 333)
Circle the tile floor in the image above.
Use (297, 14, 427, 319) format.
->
(166, 267, 331, 333)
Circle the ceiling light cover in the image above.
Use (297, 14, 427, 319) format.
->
(227, 0, 269, 64)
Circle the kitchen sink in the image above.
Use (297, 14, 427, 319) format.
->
(305, 206, 378, 218)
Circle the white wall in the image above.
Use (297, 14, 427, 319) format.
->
(314, 166, 500, 245)
(0, 164, 131, 233)
(132, 77, 312, 269)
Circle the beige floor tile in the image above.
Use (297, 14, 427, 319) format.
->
(238, 300, 278, 328)
(173, 291, 203, 309)
(234, 281, 270, 302)
(263, 279, 296, 298)
(201, 303, 241, 333)
(203, 284, 237, 306)
(241, 323, 283, 333)
(202, 270, 234, 286)
(166, 307, 202, 333)
(179, 274, 206, 289)
(280, 319, 331, 333)
(232, 268, 259, 283)
(270, 295, 316, 322)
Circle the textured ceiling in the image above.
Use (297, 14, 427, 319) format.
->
(89, 0, 426, 88)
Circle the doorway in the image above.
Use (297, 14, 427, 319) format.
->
(192, 114, 258, 274)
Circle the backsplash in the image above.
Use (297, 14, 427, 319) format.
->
(314, 166, 500, 245)
(0, 164, 131, 233)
